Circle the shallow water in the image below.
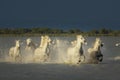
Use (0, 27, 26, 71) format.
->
(0, 36, 120, 80)
(0, 62, 120, 80)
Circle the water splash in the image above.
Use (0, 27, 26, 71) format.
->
(51, 39, 69, 63)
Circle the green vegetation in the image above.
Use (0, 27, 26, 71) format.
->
(0, 27, 120, 36)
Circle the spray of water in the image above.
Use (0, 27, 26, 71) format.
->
(1, 38, 70, 64)
(0, 36, 111, 64)
(48, 39, 69, 63)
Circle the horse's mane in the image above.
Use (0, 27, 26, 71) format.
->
(93, 38, 101, 48)
(40, 35, 50, 47)
(76, 35, 82, 39)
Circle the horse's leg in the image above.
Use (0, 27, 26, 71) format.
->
(15, 54, 22, 63)
(96, 53, 103, 62)
(12, 56, 15, 62)
(33, 49, 40, 62)
(88, 51, 96, 64)
(9, 49, 14, 61)
(45, 48, 50, 62)
(9, 53, 12, 61)
(77, 55, 85, 64)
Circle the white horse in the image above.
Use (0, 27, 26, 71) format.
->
(23, 38, 37, 62)
(25, 38, 36, 54)
(87, 38, 103, 64)
(34, 35, 52, 62)
(9, 40, 21, 62)
(67, 35, 87, 64)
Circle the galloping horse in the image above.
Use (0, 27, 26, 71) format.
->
(87, 38, 103, 64)
(25, 38, 36, 54)
(9, 40, 21, 62)
(34, 35, 52, 62)
(67, 35, 87, 64)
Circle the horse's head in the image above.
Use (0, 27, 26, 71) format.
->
(40, 35, 52, 48)
(71, 40, 77, 46)
(77, 35, 87, 45)
(94, 38, 104, 50)
(15, 40, 20, 48)
(44, 35, 52, 45)
(26, 38, 32, 46)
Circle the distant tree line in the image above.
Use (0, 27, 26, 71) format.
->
(0, 27, 120, 36)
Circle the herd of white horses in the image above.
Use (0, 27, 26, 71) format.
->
(8, 35, 105, 64)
